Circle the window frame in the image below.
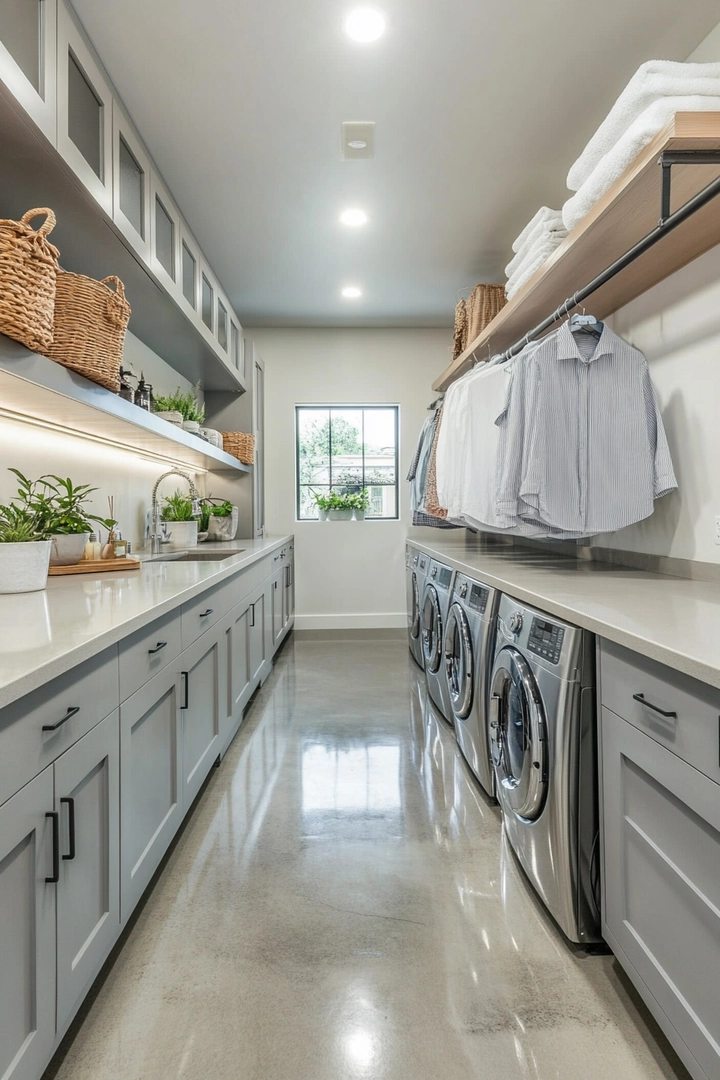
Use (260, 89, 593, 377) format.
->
(295, 404, 400, 522)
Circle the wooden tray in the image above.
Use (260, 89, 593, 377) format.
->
(48, 557, 141, 576)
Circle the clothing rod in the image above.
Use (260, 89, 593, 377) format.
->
(495, 151, 720, 364)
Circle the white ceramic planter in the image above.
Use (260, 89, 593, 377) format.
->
(327, 509, 353, 521)
(182, 420, 200, 434)
(165, 521, 198, 549)
(155, 410, 183, 427)
(0, 541, 52, 594)
(317, 508, 328, 521)
(354, 510, 366, 521)
(207, 507, 238, 541)
(49, 532, 89, 566)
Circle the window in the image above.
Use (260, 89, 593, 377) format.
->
(296, 405, 399, 520)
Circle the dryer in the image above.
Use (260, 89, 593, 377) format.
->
(421, 560, 455, 722)
(405, 545, 429, 669)
(488, 595, 601, 944)
(443, 572, 499, 798)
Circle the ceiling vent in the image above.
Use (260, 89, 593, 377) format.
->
(341, 121, 375, 160)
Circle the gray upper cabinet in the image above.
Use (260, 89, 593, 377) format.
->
(0, 767, 56, 1080)
(112, 101, 152, 259)
(179, 221, 201, 317)
(57, 1, 113, 212)
(230, 319, 244, 379)
(201, 267, 215, 333)
(150, 170, 181, 297)
(0, 0, 57, 142)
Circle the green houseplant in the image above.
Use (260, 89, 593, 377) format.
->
(312, 489, 370, 521)
(199, 498, 238, 541)
(153, 384, 205, 432)
(161, 490, 199, 548)
(8, 470, 115, 566)
(348, 488, 370, 520)
(0, 501, 52, 594)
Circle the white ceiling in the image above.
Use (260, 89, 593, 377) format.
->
(71, 0, 720, 327)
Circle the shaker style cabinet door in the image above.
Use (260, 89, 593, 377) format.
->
(249, 582, 270, 688)
(54, 711, 120, 1035)
(0, 0, 57, 142)
(120, 667, 182, 923)
(285, 553, 295, 626)
(150, 169, 181, 298)
(179, 631, 221, 812)
(112, 100, 152, 260)
(271, 568, 285, 651)
(218, 600, 252, 751)
(0, 767, 56, 1080)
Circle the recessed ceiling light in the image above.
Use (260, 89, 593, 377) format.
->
(347, 139, 368, 150)
(340, 208, 368, 227)
(344, 7, 386, 43)
(341, 286, 363, 299)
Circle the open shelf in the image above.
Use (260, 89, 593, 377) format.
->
(0, 338, 250, 474)
(434, 112, 720, 392)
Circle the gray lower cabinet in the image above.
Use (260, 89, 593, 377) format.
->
(180, 630, 221, 811)
(0, 768, 56, 1080)
(271, 568, 285, 651)
(250, 581, 271, 687)
(54, 711, 120, 1034)
(218, 598, 253, 754)
(120, 666, 183, 922)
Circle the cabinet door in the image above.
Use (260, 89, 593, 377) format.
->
(249, 583, 269, 688)
(271, 569, 284, 651)
(54, 711, 120, 1035)
(150, 169, 181, 297)
(120, 667, 182, 922)
(0, 767, 55, 1080)
(180, 631, 221, 811)
(285, 555, 295, 626)
(219, 600, 252, 751)
(0, 0, 57, 142)
(112, 100, 151, 259)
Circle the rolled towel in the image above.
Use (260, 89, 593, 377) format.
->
(506, 238, 565, 299)
(511, 206, 565, 253)
(563, 94, 720, 232)
(506, 224, 567, 278)
(567, 60, 720, 191)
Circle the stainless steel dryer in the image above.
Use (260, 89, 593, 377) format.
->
(421, 560, 455, 722)
(405, 545, 429, 669)
(443, 572, 499, 798)
(488, 595, 601, 944)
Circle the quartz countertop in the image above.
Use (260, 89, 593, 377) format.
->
(0, 535, 292, 709)
(406, 529, 720, 690)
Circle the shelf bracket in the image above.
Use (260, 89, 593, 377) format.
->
(658, 150, 720, 225)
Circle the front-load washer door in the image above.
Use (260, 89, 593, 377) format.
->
(489, 647, 547, 821)
(444, 603, 473, 719)
(410, 573, 421, 640)
(422, 586, 442, 672)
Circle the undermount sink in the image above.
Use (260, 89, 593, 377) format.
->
(152, 549, 245, 563)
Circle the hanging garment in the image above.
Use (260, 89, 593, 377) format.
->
(409, 411, 460, 529)
(495, 322, 677, 535)
(423, 405, 449, 519)
(452, 298, 468, 359)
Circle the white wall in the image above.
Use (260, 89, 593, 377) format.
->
(247, 327, 449, 630)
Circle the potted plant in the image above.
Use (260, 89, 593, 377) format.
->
(0, 502, 52, 594)
(161, 490, 199, 548)
(326, 493, 355, 521)
(8, 470, 114, 566)
(200, 498, 238, 541)
(312, 492, 331, 521)
(153, 384, 206, 434)
(350, 488, 370, 521)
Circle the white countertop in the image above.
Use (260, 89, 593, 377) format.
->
(406, 529, 720, 690)
(0, 535, 292, 709)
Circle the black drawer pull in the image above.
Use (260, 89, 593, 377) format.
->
(43, 705, 80, 732)
(61, 797, 76, 861)
(46, 812, 59, 883)
(148, 641, 168, 654)
(633, 693, 677, 719)
(250, 602, 255, 628)
(181, 670, 189, 710)
(199, 608, 214, 618)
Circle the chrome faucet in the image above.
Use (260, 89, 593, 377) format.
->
(150, 469, 201, 555)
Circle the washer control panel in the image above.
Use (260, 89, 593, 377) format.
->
(467, 584, 488, 614)
(527, 617, 565, 665)
(434, 565, 453, 592)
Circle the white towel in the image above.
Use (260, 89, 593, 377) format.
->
(506, 238, 565, 299)
(506, 223, 567, 278)
(511, 206, 565, 253)
(567, 60, 720, 191)
(563, 94, 720, 232)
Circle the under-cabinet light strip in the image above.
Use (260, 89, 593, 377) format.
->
(0, 407, 209, 473)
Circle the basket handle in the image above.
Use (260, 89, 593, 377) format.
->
(101, 276, 130, 328)
(20, 208, 57, 237)
(101, 276, 126, 301)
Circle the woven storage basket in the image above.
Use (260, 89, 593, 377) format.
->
(43, 272, 131, 393)
(0, 208, 60, 352)
(452, 298, 467, 360)
(464, 283, 506, 347)
(222, 431, 255, 466)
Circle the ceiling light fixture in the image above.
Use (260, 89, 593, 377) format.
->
(347, 139, 367, 150)
(341, 286, 363, 299)
(340, 208, 368, 227)
(344, 7, 386, 43)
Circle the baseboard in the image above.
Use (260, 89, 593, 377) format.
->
(295, 627, 406, 641)
(294, 613, 407, 631)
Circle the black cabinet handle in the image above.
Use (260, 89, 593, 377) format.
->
(61, 797, 76, 861)
(43, 705, 80, 732)
(250, 602, 255, 628)
(148, 641, 168, 654)
(633, 693, 677, 719)
(199, 608, 214, 618)
(45, 812, 59, 883)
(181, 671, 189, 709)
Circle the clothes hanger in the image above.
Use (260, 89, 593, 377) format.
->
(568, 308, 603, 337)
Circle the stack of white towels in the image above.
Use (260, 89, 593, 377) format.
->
(504, 207, 568, 300)
(563, 60, 720, 231)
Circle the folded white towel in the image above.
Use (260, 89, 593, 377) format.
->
(567, 60, 720, 191)
(511, 206, 565, 253)
(563, 94, 720, 232)
(506, 223, 568, 278)
(506, 238, 565, 299)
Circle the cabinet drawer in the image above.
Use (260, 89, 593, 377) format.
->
(119, 609, 182, 701)
(0, 647, 119, 807)
(181, 580, 233, 646)
(600, 639, 720, 786)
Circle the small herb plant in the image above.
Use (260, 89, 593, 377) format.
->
(198, 498, 234, 532)
(0, 504, 44, 543)
(312, 489, 369, 513)
(153, 383, 206, 424)
(161, 491, 198, 522)
(6, 470, 114, 537)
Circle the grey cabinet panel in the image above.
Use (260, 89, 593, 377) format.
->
(601, 706, 720, 1080)
(285, 553, 295, 625)
(0, 767, 55, 1080)
(0, 0, 56, 141)
(120, 667, 182, 922)
(54, 711, 120, 1034)
(119, 609, 182, 702)
(181, 577, 234, 648)
(271, 568, 284, 651)
(180, 632, 220, 811)
(249, 583, 270, 688)
(218, 599, 252, 754)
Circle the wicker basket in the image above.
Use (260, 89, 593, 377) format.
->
(464, 283, 506, 348)
(43, 272, 131, 392)
(452, 298, 467, 360)
(222, 431, 255, 466)
(0, 208, 60, 352)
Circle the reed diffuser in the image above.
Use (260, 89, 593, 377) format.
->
(101, 496, 117, 559)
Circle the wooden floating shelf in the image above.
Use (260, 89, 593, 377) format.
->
(434, 112, 720, 392)
(0, 338, 251, 474)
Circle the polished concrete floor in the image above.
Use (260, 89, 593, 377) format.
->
(48, 636, 690, 1080)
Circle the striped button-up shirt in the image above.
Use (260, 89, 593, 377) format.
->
(496, 322, 677, 535)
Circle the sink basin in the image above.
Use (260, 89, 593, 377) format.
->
(151, 549, 245, 563)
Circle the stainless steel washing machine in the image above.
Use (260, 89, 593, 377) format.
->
(405, 545, 429, 669)
(488, 595, 601, 944)
(421, 560, 455, 722)
(443, 572, 499, 798)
